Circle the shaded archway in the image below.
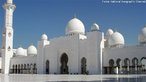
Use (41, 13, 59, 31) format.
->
(60, 53, 69, 74)
(132, 57, 138, 66)
(15, 65, 17, 74)
(81, 57, 87, 74)
(21, 64, 23, 74)
(33, 63, 37, 74)
(116, 58, 122, 67)
(124, 58, 130, 66)
(46, 60, 49, 74)
(24, 64, 26, 74)
(124, 58, 130, 73)
(109, 59, 114, 67)
(140, 57, 146, 71)
(132, 57, 139, 73)
(18, 64, 20, 74)
(108, 59, 114, 74)
(30, 64, 33, 74)
(27, 64, 30, 74)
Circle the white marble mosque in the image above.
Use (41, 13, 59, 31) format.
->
(0, 0, 146, 75)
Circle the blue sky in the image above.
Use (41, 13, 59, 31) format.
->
(0, 0, 146, 48)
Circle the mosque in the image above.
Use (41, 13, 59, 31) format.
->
(0, 0, 146, 75)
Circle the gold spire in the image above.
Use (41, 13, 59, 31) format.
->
(73, 13, 76, 18)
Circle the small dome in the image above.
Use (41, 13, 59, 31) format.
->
(27, 45, 37, 55)
(106, 29, 114, 36)
(41, 34, 48, 40)
(108, 32, 125, 46)
(65, 17, 85, 35)
(16, 47, 26, 56)
(91, 23, 99, 31)
(139, 26, 146, 43)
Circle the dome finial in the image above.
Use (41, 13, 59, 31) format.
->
(19, 44, 22, 47)
(31, 43, 34, 45)
(114, 28, 117, 32)
(73, 13, 77, 18)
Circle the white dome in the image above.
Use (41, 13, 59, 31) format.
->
(16, 47, 26, 56)
(139, 27, 146, 43)
(65, 17, 85, 35)
(91, 23, 99, 31)
(106, 29, 114, 36)
(27, 45, 37, 55)
(108, 32, 125, 46)
(41, 34, 48, 40)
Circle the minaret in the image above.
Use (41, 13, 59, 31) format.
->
(1, 0, 16, 74)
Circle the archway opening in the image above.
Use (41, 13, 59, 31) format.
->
(108, 59, 114, 74)
(141, 57, 146, 72)
(124, 58, 130, 73)
(132, 57, 138, 66)
(132, 57, 139, 73)
(109, 59, 114, 67)
(46, 60, 49, 74)
(116, 58, 122, 67)
(81, 57, 87, 74)
(60, 53, 68, 74)
(124, 58, 130, 66)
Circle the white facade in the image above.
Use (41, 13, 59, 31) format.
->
(0, 0, 146, 75)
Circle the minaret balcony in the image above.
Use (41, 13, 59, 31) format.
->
(3, 3, 16, 11)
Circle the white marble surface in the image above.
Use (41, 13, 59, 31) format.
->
(0, 74, 146, 82)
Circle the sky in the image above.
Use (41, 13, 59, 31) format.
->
(0, 0, 146, 48)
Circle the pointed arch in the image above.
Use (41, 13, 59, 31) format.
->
(18, 64, 20, 74)
(20, 64, 23, 74)
(15, 65, 17, 73)
(46, 60, 49, 74)
(116, 58, 122, 67)
(33, 63, 37, 74)
(60, 53, 69, 74)
(132, 57, 138, 66)
(81, 57, 87, 74)
(109, 59, 114, 67)
(124, 58, 130, 66)
(24, 64, 26, 74)
(140, 57, 146, 71)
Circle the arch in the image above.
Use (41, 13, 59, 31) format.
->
(15, 65, 17, 73)
(81, 57, 87, 74)
(24, 64, 26, 74)
(18, 64, 20, 74)
(116, 58, 122, 67)
(109, 59, 114, 67)
(30, 64, 33, 74)
(132, 57, 138, 66)
(124, 58, 130, 73)
(140, 57, 146, 63)
(140, 57, 146, 70)
(108, 59, 114, 74)
(20, 64, 23, 74)
(60, 53, 69, 74)
(124, 58, 130, 66)
(33, 63, 37, 74)
(46, 60, 49, 74)
(27, 64, 30, 74)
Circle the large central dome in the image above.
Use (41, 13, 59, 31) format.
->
(65, 17, 85, 35)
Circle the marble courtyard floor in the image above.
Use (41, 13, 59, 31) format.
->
(0, 74, 146, 82)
